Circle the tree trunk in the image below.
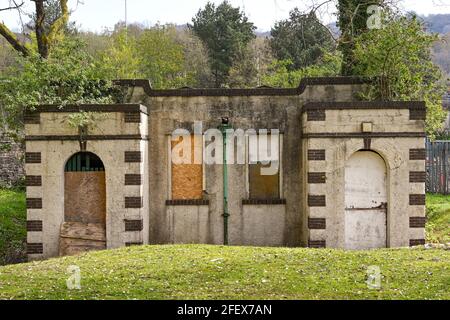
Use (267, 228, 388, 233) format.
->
(0, 0, 69, 59)
(0, 22, 29, 56)
(34, 0, 49, 59)
(337, 0, 383, 76)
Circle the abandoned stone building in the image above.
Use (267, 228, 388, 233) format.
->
(23, 77, 427, 259)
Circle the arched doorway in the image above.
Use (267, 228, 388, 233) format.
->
(344, 151, 387, 250)
(61, 152, 106, 256)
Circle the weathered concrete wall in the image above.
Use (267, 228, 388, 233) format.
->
(167, 205, 210, 244)
(242, 204, 286, 246)
(0, 134, 24, 187)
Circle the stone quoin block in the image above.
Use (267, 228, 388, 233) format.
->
(410, 239, 425, 246)
(124, 151, 142, 163)
(307, 150, 326, 161)
(409, 194, 426, 206)
(409, 217, 426, 228)
(409, 149, 426, 160)
(27, 243, 43, 254)
(26, 198, 42, 209)
(308, 195, 326, 207)
(306, 109, 326, 121)
(25, 175, 42, 187)
(409, 109, 427, 120)
(241, 199, 286, 205)
(165, 199, 210, 206)
(125, 174, 142, 185)
(308, 172, 326, 184)
(124, 112, 141, 123)
(308, 218, 326, 229)
(125, 242, 143, 247)
(409, 171, 426, 183)
(308, 240, 326, 248)
(124, 219, 143, 232)
(24, 112, 40, 124)
(25, 152, 41, 164)
(27, 220, 43, 232)
(125, 197, 143, 208)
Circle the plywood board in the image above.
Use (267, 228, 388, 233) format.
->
(59, 222, 106, 256)
(64, 172, 106, 224)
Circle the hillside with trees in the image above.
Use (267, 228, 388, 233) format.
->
(0, 0, 448, 139)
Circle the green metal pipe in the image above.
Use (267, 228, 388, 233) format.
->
(220, 121, 231, 245)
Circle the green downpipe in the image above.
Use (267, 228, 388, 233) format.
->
(220, 120, 231, 245)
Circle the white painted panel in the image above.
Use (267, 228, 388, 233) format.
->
(345, 209, 386, 249)
(345, 151, 387, 209)
(345, 151, 387, 249)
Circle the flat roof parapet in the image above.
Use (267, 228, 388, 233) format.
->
(113, 77, 375, 97)
(25, 104, 148, 115)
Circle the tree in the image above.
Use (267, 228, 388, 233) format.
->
(353, 14, 447, 137)
(270, 9, 335, 70)
(228, 37, 274, 88)
(0, 37, 116, 138)
(336, 0, 384, 75)
(174, 28, 213, 88)
(433, 32, 450, 76)
(99, 28, 142, 79)
(137, 25, 189, 89)
(0, 0, 69, 58)
(261, 51, 341, 88)
(190, 1, 256, 87)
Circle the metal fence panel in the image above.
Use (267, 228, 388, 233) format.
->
(426, 139, 450, 194)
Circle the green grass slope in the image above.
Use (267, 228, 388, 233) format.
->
(0, 245, 448, 300)
(0, 189, 26, 265)
(426, 194, 450, 244)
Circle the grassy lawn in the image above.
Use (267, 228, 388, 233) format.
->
(0, 188, 26, 265)
(0, 244, 448, 300)
(426, 194, 450, 244)
(0, 189, 448, 299)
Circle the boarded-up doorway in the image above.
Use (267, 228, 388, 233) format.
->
(61, 152, 106, 256)
(344, 151, 387, 250)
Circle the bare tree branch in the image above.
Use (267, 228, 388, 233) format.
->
(0, 0, 24, 12)
(0, 0, 71, 58)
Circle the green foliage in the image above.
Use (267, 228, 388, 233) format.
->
(0, 244, 448, 299)
(137, 25, 192, 89)
(353, 15, 447, 137)
(426, 193, 450, 244)
(262, 52, 342, 88)
(190, 1, 256, 87)
(0, 37, 116, 137)
(99, 29, 142, 79)
(99, 25, 207, 89)
(0, 189, 26, 266)
(270, 9, 335, 71)
(337, 0, 384, 75)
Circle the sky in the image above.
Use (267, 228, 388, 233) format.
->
(1, 0, 450, 33)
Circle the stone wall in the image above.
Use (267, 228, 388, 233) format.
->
(0, 134, 24, 187)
